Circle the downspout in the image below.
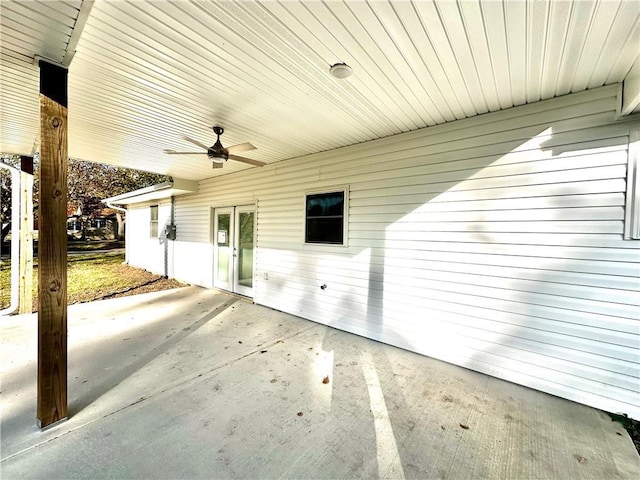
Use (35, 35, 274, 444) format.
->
(0, 162, 21, 316)
(171, 196, 175, 226)
(170, 196, 175, 278)
(164, 196, 176, 278)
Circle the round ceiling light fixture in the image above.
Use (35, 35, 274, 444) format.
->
(329, 62, 353, 79)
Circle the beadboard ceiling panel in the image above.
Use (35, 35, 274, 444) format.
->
(1, 0, 639, 180)
(0, 0, 82, 155)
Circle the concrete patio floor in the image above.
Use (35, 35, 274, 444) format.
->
(1, 286, 639, 479)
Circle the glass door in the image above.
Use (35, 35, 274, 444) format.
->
(213, 205, 255, 297)
(234, 207, 255, 297)
(213, 207, 234, 291)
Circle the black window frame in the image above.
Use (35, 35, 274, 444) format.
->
(304, 190, 346, 245)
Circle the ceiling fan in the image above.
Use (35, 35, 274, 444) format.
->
(163, 126, 265, 169)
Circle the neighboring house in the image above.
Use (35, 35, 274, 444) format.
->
(86, 217, 117, 240)
(66, 215, 118, 240)
(106, 86, 640, 420)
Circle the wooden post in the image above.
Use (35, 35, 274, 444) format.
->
(37, 60, 68, 428)
(19, 156, 34, 314)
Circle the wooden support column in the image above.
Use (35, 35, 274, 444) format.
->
(19, 156, 34, 314)
(37, 60, 68, 428)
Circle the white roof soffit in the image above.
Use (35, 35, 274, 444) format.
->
(103, 178, 199, 205)
(1, 0, 639, 181)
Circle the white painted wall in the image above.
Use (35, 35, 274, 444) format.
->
(128, 86, 640, 419)
(125, 201, 173, 277)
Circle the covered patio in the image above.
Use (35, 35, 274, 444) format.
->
(1, 2, 640, 474)
(2, 287, 639, 479)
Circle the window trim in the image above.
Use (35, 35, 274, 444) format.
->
(150, 205, 159, 238)
(303, 187, 348, 246)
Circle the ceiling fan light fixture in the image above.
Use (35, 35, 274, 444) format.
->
(329, 62, 352, 79)
(209, 152, 228, 163)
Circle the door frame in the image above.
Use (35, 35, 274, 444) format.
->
(212, 204, 256, 297)
(233, 205, 256, 297)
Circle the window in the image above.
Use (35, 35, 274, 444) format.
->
(67, 219, 81, 232)
(150, 205, 158, 237)
(91, 218, 107, 228)
(305, 190, 346, 244)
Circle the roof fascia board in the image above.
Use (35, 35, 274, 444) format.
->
(103, 179, 198, 205)
(621, 57, 640, 117)
(61, 0, 95, 66)
(172, 177, 199, 191)
(102, 178, 198, 205)
(105, 181, 173, 203)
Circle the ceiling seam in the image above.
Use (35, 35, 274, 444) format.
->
(458, 0, 496, 113)
(550, 1, 573, 98)
(408, 0, 466, 120)
(568, 1, 599, 93)
(585, 1, 623, 88)
(370, 0, 445, 125)
(432, 0, 481, 116)
(411, 2, 464, 119)
(537, 0, 552, 103)
(365, 0, 440, 126)
(389, 1, 457, 122)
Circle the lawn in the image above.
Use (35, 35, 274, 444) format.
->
(0, 252, 184, 312)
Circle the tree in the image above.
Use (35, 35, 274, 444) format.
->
(1, 154, 37, 242)
(66, 159, 170, 240)
(1, 154, 170, 242)
(67, 159, 169, 214)
(0, 157, 16, 236)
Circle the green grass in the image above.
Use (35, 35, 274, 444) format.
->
(2, 239, 125, 254)
(66, 240, 125, 251)
(1, 252, 174, 312)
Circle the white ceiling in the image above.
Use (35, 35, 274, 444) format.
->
(1, 0, 639, 181)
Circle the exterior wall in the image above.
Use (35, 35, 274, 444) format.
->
(136, 86, 639, 419)
(125, 200, 173, 277)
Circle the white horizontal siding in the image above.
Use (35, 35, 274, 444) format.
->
(126, 201, 171, 276)
(162, 196, 213, 286)
(157, 87, 640, 419)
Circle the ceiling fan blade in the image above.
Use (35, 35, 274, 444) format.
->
(212, 162, 224, 169)
(227, 142, 256, 154)
(163, 149, 205, 155)
(229, 154, 266, 167)
(180, 135, 209, 150)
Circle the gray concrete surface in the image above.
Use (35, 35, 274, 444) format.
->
(1, 286, 639, 479)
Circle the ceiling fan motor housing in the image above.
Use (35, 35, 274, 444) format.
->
(208, 126, 229, 162)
